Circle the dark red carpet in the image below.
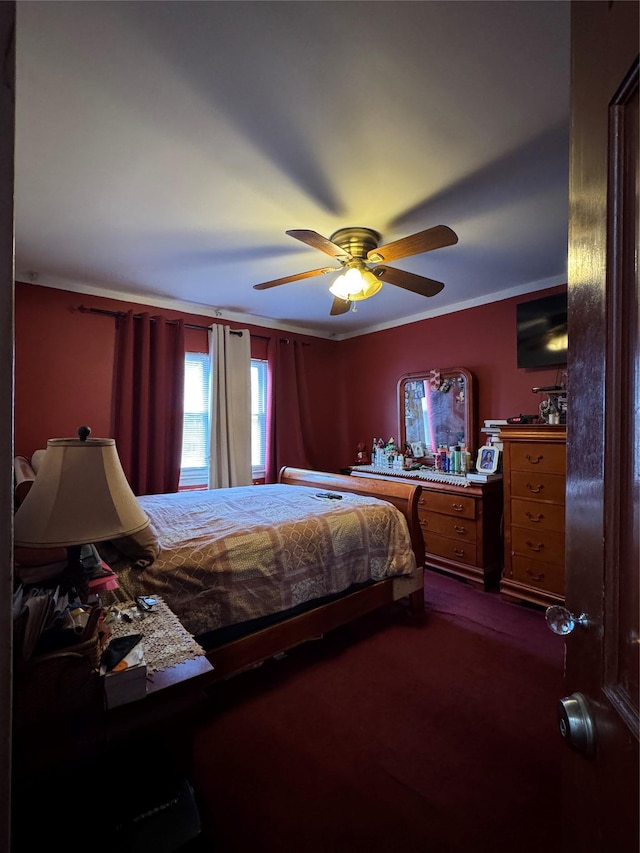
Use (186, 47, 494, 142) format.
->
(187, 570, 565, 853)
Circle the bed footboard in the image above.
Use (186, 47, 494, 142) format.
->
(278, 466, 425, 598)
(200, 468, 426, 680)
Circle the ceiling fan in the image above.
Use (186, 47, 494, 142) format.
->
(253, 225, 458, 315)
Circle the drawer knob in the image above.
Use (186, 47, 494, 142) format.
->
(525, 482, 543, 494)
(451, 503, 464, 512)
(525, 453, 544, 464)
(526, 540, 544, 552)
(453, 524, 467, 534)
(524, 511, 543, 523)
(526, 568, 545, 581)
(454, 548, 465, 557)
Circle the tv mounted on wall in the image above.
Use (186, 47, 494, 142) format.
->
(516, 291, 568, 369)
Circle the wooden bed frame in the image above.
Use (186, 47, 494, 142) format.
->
(13, 456, 425, 685)
(203, 467, 425, 681)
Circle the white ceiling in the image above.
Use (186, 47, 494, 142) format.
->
(14, 1, 570, 340)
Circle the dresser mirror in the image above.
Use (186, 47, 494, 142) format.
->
(399, 367, 476, 462)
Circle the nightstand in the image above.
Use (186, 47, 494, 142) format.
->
(12, 598, 214, 779)
(103, 597, 213, 706)
(12, 599, 214, 852)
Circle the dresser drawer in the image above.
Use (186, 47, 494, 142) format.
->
(419, 511, 477, 543)
(508, 441, 565, 474)
(510, 555, 564, 596)
(418, 491, 476, 520)
(510, 498, 565, 533)
(511, 526, 565, 566)
(510, 470, 565, 504)
(424, 533, 477, 566)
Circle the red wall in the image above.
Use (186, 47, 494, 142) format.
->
(14, 282, 566, 473)
(14, 283, 345, 470)
(339, 285, 567, 462)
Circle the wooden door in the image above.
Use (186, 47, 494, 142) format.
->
(0, 4, 15, 852)
(564, 2, 638, 850)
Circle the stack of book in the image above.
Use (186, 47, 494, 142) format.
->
(466, 470, 503, 484)
(480, 419, 508, 452)
(88, 561, 119, 594)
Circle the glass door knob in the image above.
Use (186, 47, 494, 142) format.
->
(545, 605, 589, 635)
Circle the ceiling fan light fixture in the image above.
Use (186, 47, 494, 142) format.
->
(352, 267, 383, 301)
(329, 266, 382, 302)
(253, 224, 457, 315)
(329, 272, 349, 300)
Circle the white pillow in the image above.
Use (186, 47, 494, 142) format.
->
(30, 449, 46, 474)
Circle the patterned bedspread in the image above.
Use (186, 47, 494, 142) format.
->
(110, 483, 416, 638)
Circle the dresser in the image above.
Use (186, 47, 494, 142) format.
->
(499, 424, 566, 607)
(350, 469, 503, 589)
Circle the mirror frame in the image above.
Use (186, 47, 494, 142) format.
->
(398, 367, 476, 464)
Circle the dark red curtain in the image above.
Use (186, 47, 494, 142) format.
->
(265, 337, 315, 483)
(113, 311, 185, 495)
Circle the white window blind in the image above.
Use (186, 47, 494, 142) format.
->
(180, 352, 211, 488)
(180, 353, 268, 487)
(251, 359, 267, 478)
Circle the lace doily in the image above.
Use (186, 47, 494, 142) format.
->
(351, 465, 471, 487)
(106, 597, 206, 673)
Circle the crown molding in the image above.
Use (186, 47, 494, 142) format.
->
(15, 271, 566, 342)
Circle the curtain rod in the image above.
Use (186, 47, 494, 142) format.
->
(76, 304, 267, 337)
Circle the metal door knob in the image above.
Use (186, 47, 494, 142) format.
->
(545, 605, 589, 635)
(558, 692, 596, 757)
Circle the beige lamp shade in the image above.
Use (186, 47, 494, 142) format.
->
(14, 436, 149, 548)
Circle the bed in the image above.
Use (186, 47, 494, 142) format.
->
(14, 458, 424, 681)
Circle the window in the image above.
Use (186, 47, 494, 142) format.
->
(251, 359, 267, 479)
(179, 354, 268, 487)
(180, 352, 211, 488)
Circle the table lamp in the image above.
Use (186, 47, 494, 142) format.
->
(14, 426, 149, 599)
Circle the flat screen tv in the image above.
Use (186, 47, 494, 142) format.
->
(516, 292, 568, 369)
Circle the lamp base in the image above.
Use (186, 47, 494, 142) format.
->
(62, 544, 90, 602)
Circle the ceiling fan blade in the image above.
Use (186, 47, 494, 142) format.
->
(286, 229, 352, 261)
(330, 296, 351, 316)
(373, 265, 444, 297)
(368, 225, 458, 263)
(253, 267, 336, 290)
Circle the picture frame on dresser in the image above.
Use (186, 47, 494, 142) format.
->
(410, 441, 426, 458)
(477, 446, 500, 474)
